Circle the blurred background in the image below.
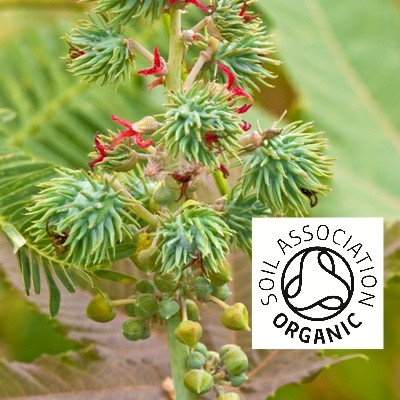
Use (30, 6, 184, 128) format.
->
(0, 0, 399, 399)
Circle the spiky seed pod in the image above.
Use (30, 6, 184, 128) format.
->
(86, 294, 116, 322)
(221, 303, 250, 331)
(28, 168, 138, 267)
(83, 0, 168, 24)
(175, 320, 203, 348)
(211, 0, 262, 41)
(215, 34, 277, 93)
(155, 204, 232, 274)
(222, 189, 270, 255)
(241, 121, 334, 216)
(158, 83, 243, 167)
(65, 14, 133, 85)
(184, 369, 214, 395)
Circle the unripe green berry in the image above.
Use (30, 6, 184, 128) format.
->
(135, 279, 155, 294)
(194, 342, 208, 357)
(208, 260, 232, 287)
(154, 272, 179, 292)
(122, 318, 150, 341)
(221, 303, 250, 331)
(229, 373, 248, 387)
(222, 348, 248, 376)
(86, 294, 116, 323)
(186, 299, 201, 321)
(134, 294, 159, 320)
(186, 351, 206, 369)
(123, 295, 137, 317)
(184, 369, 214, 395)
(206, 351, 221, 365)
(136, 248, 157, 272)
(219, 344, 240, 358)
(194, 276, 212, 300)
(211, 284, 232, 301)
(217, 393, 241, 400)
(153, 185, 175, 206)
(175, 320, 203, 349)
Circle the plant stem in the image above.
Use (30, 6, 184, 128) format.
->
(125, 38, 154, 63)
(166, 9, 184, 93)
(167, 316, 198, 400)
(183, 48, 212, 92)
(112, 299, 136, 306)
(213, 170, 230, 197)
(105, 174, 158, 229)
(206, 294, 229, 309)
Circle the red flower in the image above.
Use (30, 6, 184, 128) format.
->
(111, 115, 153, 148)
(239, 0, 262, 23)
(241, 121, 252, 131)
(89, 133, 108, 170)
(219, 164, 230, 179)
(169, 0, 215, 14)
(137, 47, 167, 77)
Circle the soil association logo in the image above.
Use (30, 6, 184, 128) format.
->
(252, 218, 383, 349)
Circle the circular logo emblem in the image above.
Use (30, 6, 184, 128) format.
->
(281, 246, 354, 321)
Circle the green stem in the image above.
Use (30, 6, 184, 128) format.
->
(213, 170, 230, 197)
(112, 299, 136, 306)
(167, 316, 198, 400)
(166, 9, 184, 93)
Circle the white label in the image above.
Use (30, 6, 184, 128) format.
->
(252, 218, 383, 349)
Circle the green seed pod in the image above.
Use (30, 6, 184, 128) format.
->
(122, 318, 150, 341)
(86, 294, 116, 323)
(222, 348, 248, 376)
(154, 272, 180, 292)
(153, 185, 175, 206)
(184, 369, 214, 395)
(194, 276, 212, 300)
(186, 351, 206, 370)
(186, 299, 201, 322)
(135, 279, 155, 294)
(217, 393, 241, 400)
(174, 320, 203, 349)
(208, 260, 232, 287)
(219, 344, 240, 358)
(134, 294, 159, 320)
(229, 373, 248, 388)
(123, 295, 137, 317)
(221, 303, 250, 331)
(194, 342, 208, 357)
(211, 284, 232, 301)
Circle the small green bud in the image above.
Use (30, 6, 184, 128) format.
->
(221, 303, 250, 331)
(229, 373, 248, 387)
(184, 369, 214, 395)
(86, 294, 116, 323)
(222, 348, 248, 376)
(211, 284, 232, 301)
(219, 344, 240, 358)
(206, 351, 221, 365)
(208, 260, 232, 287)
(217, 393, 241, 400)
(186, 351, 206, 369)
(154, 272, 180, 292)
(136, 248, 157, 272)
(123, 295, 137, 317)
(186, 299, 201, 322)
(135, 279, 155, 294)
(134, 294, 159, 320)
(194, 276, 212, 300)
(122, 318, 150, 341)
(194, 342, 208, 357)
(153, 185, 175, 206)
(175, 320, 203, 349)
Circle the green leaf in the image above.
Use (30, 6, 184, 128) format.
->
(159, 298, 180, 320)
(260, 0, 400, 218)
(384, 221, 400, 282)
(93, 269, 137, 285)
(0, 107, 16, 123)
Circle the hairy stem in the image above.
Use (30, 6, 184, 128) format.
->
(167, 316, 198, 400)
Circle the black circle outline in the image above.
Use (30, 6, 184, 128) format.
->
(281, 246, 354, 322)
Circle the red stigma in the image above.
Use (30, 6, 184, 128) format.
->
(137, 47, 167, 77)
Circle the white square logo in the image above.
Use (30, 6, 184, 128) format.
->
(252, 218, 383, 349)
